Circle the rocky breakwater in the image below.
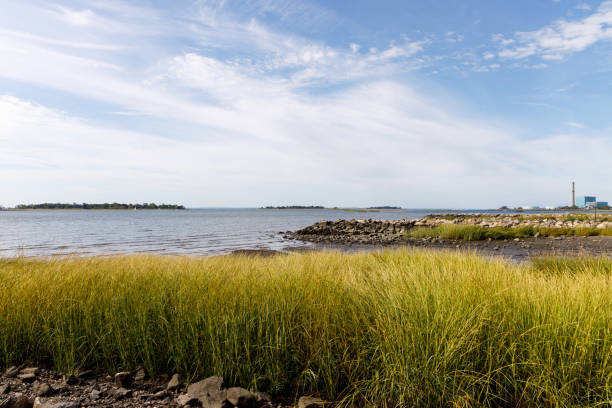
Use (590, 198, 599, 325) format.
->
(290, 213, 612, 245)
(292, 219, 417, 244)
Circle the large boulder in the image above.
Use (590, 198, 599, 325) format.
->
(187, 376, 229, 408)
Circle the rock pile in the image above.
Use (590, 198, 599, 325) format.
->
(0, 366, 326, 408)
(292, 219, 416, 244)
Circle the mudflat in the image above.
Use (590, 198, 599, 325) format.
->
(288, 213, 612, 261)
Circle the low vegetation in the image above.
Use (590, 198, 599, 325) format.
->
(260, 206, 324, 209)
(0, 250, 610, 406)
(408, 224, 612, 241)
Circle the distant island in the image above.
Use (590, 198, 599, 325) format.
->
(261, 206, 324, 209)
(3, 203, 186, 210)
(261, 205, 402, 212)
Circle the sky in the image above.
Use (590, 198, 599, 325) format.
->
(1, 0, 611, 208)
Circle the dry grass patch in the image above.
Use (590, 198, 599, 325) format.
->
(0, 250, 610, 406)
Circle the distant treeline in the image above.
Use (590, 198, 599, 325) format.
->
(7, 203, 186, 210)
(367, 206, 402, 210)
(261, 206, 324, 209)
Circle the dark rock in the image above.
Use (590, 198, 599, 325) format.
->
(4, 367, 19, 378)
(1, 393, 34, 408)
(187, 376, 227, 408)
(17, 374, 36, 383)
(76, 370, 94, 380)
(63, 376, 78, 386)
(167, 373, 182, 390)
(226, 387, 256, 408)
(114, 372, 133, 388)
(297, 396, 326, 408)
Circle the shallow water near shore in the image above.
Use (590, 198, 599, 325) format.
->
(0, 208, 606, 257)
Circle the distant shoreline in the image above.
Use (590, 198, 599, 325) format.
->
(260, 206, 402, 212)
(1, 203, 186, 211)
(0, 208, 186, 211)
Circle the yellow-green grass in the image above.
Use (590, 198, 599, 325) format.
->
(0, 251, 610, 407)
(408, 224, 612, 241)
(431, 214, 612, 222)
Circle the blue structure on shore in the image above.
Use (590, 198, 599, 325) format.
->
(576, 196, 596, 208)
(597, 201, 608, 208)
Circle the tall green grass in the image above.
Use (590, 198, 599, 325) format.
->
(0, 251, 610, 407)
(408, 224, 612, 241)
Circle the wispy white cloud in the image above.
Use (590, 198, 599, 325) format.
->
(446, 32, 464, 43)
(575, 3, 593, 11)
(0, 28, 128, 51)
(562, 121, 586, 128)
(497, 1, 612, 60)
(3, 86, 610, 207)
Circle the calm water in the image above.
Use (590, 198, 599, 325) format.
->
(0, 208, 571, 257)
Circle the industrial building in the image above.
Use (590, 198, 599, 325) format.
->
(569, 182, 609, 208)
(576, 196, 609, 208)
(576, 196, 596, 208)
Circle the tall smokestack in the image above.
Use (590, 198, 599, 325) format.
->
(572, 181, 575, 207)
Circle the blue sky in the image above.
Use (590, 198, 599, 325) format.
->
(1, 0, 611, 208)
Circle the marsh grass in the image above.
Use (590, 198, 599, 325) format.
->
(0, 251, 610, 406)
(408, 224, 612, 241)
